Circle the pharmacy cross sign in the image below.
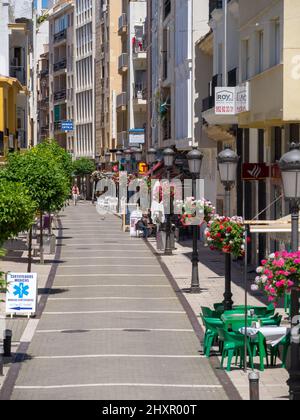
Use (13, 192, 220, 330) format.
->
(13, 283, 29, 299)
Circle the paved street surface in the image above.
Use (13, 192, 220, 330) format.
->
(6, 202, 230, 400)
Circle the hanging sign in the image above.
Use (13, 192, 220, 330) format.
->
(242, 163, 270, 180)
(6, 273, 38, 316)
(215, 87, 236, 115)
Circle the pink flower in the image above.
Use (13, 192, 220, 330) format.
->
(287, 280, 294, 288)
(272, 258, 285, 268)
(294, 259, 300, 264)
(261, 259, 268, 266)
(268, 296, 275, 302)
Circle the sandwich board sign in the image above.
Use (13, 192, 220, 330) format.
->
(6, 273, 38, 317)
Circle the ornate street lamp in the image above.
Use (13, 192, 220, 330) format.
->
(116, 150, 123, 163)
(279, 143, 300, 400)
(217, 146, 239, 310)
(134, 148, 143, 163)
(147, 148, 157, 167)
(163, 148, 175, 256)
(187, 147, 204, 293)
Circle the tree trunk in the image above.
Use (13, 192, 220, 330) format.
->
(40, 213, 44, 264)
(27, 226, 32, 273)
(48, 212, 52, 235)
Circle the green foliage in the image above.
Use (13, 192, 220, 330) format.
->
(72, 158, 96, 176)
(0, 248, 7, 292)
(36, 139, 73, 179)
(4, 147, 70, 213)
(0, 180, 36, 246)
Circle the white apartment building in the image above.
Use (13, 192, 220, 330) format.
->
(49, 0, 75, 151)
(117, 0, 147, 149)
(150, 0, 210, 151)
(74, 0, 96, 158)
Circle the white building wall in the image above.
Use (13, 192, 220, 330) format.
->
(174, 0, 209, 150)
(128, 0, 147, 131)
(74, 0, 95, 158)
(0, 2, 10, 76)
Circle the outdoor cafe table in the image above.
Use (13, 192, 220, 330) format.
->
(239, 326, 290, 371)
(221, 313, 260, 330)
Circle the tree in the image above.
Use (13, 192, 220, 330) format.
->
(72, 158, 96, 200)
(36, 139, 73, 180)
(0, 180, 36, 246)
(4, 147, 70, 264)
(0, 180, 36, 285)
(72, 157, 96, 176)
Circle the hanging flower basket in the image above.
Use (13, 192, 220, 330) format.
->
(206, 216, 246, 258)
(252, 251, 300, 303)
(176, 198, 215, 227)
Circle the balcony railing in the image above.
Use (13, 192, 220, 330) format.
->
(10, 66, 26, 85)
(54, 89, 66, 101)
(118, 13, 127, 33)
(118, 53, 128, 70)
(54, 29, 67, 44)
(202, 96, 214, 112)
(133, 84, 147, 100)
(133, 38, 147, 55)
(53, 58, 67, 72)
(40, 69, 49, 78)
(116, 92, 127, 109)
(162, 119, 171, 141)
(228, 67, 237, 87)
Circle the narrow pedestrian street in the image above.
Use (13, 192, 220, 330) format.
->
(7, 203, 229, 400)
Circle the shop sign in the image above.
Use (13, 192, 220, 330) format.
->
(215, 87, 236, 115)
(242, 163, 270, 180)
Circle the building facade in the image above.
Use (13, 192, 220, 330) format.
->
(117, 0, 147, 150)
(95, 0, 123, 161)
(49, 0, 75, 151)
(74, 0, 96, 158)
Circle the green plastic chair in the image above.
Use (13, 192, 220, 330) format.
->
(201, 317, 224, 358)
(201, 306, 220, 319)
(284, 293, 291, 316)
(260, 314, 282, 327)
(217, 327, 254, 372)
(269, 333, 291, 368)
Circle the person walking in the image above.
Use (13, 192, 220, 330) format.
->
(72, 184, 80, 206)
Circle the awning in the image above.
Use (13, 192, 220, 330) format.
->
(144, 161, 164, 177)
(247, 214, 299, 233)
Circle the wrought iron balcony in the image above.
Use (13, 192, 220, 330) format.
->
(54, 29, 67, 44)
(54, 89, 66, 101)
(53, 58, 67, 72)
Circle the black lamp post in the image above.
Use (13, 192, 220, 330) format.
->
(217, 146, 239, 311)
(279, 143, 300, 400)
(133, 148, 143, 175)
(163, 148, 175, 256)
(116, 150, 123, 167)
(124, 148, 133, 173)
(187, 147, 204, 293)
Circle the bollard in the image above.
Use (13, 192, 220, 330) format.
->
(3, 329, 12, 357)
(249, 371, 260, 400)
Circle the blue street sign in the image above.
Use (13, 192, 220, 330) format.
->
(61, 120, 74, 132)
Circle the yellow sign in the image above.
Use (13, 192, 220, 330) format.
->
(139, 162, 148, 175)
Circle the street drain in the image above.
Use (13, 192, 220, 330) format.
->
(61, 330, 89, 334)
(123, 329, 151, 333)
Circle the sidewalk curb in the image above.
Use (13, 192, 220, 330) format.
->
(143, 239, 242, 401)
(0, 218, 63, 401)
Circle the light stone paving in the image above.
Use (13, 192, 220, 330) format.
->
(147, 238, 289, 401)
(2, 202, 230, 401)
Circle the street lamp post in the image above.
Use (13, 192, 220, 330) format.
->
(279, 143, 300, 400)
(187, 147, 204, 293)
(217, 147, 239, 311)
(163, 148, 175, 256)
(124, 149, 133, 173)
(105, 152, 111, 171)
(133, 148, 143, 175)
(147, 148, 157, 169)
